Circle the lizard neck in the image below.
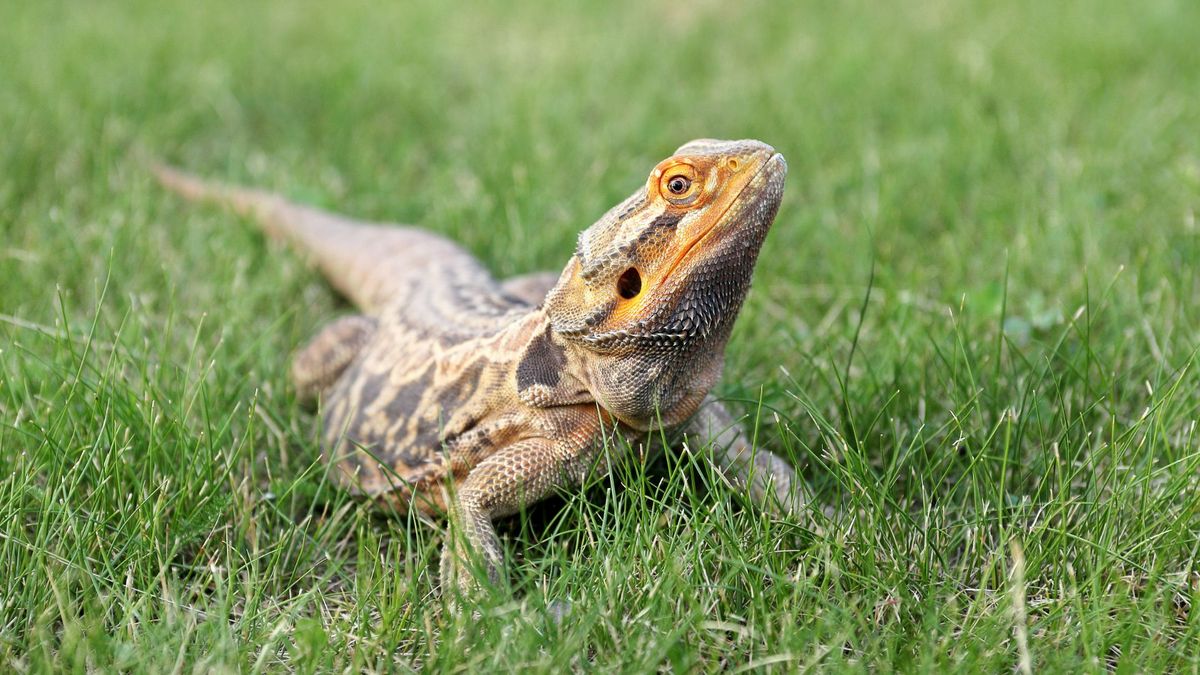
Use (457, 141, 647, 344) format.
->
(508, 304, 721, 431)
(506, 307, 596, 410)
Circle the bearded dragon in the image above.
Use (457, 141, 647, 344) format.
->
(154, 139, 803, 596)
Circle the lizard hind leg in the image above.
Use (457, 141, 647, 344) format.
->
(291, 315, 378, 404)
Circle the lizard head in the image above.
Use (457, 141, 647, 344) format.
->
(542, 139, 786, 430)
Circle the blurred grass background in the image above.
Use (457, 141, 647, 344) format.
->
(2, 0, 1199, 670)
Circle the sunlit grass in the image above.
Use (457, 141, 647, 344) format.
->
(2, 0, 1199, 670)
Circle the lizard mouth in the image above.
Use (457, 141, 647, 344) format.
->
(580, 152, 787, 351)
(658, 152, 786, 286)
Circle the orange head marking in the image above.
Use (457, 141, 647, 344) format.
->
(601, 141, 782, 328)
(541, 138, 787, 428)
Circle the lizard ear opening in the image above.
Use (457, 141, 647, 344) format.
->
(617, 267, 641, 299)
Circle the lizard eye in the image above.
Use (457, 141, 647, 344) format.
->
(658, 163, 700, 205)
(617, 267, 642, 299)
(666, 176, 691, 195)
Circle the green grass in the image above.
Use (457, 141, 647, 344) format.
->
(2, 0, 1199, 670)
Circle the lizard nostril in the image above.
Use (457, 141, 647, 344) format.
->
(617, 267, 642, 299)
(727, 158, 740, 171)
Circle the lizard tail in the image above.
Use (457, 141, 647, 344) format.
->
(150, 162, 503, 313)
(152, 163, 297, 242)
(152, 162, 394, 305)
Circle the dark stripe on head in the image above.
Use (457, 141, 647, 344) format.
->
(648, 211, 683, 230)
(619, 196, 648, 221)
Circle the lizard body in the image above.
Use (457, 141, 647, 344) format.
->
(155, 139, 803, 594)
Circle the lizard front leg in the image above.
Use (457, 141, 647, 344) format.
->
(686, 396, 807, 517)
(440, 437, 594, 598)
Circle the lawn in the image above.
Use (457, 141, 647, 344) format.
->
(2, 0, 1199, 671)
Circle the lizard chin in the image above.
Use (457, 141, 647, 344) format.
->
(577, 343, 726, 431)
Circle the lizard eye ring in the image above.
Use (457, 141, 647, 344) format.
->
(658, 164, 700, 205)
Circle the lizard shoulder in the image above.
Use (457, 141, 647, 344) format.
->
(516, 324, 592, 408)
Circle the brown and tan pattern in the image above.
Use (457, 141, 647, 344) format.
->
(155, 139, 804, 596)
